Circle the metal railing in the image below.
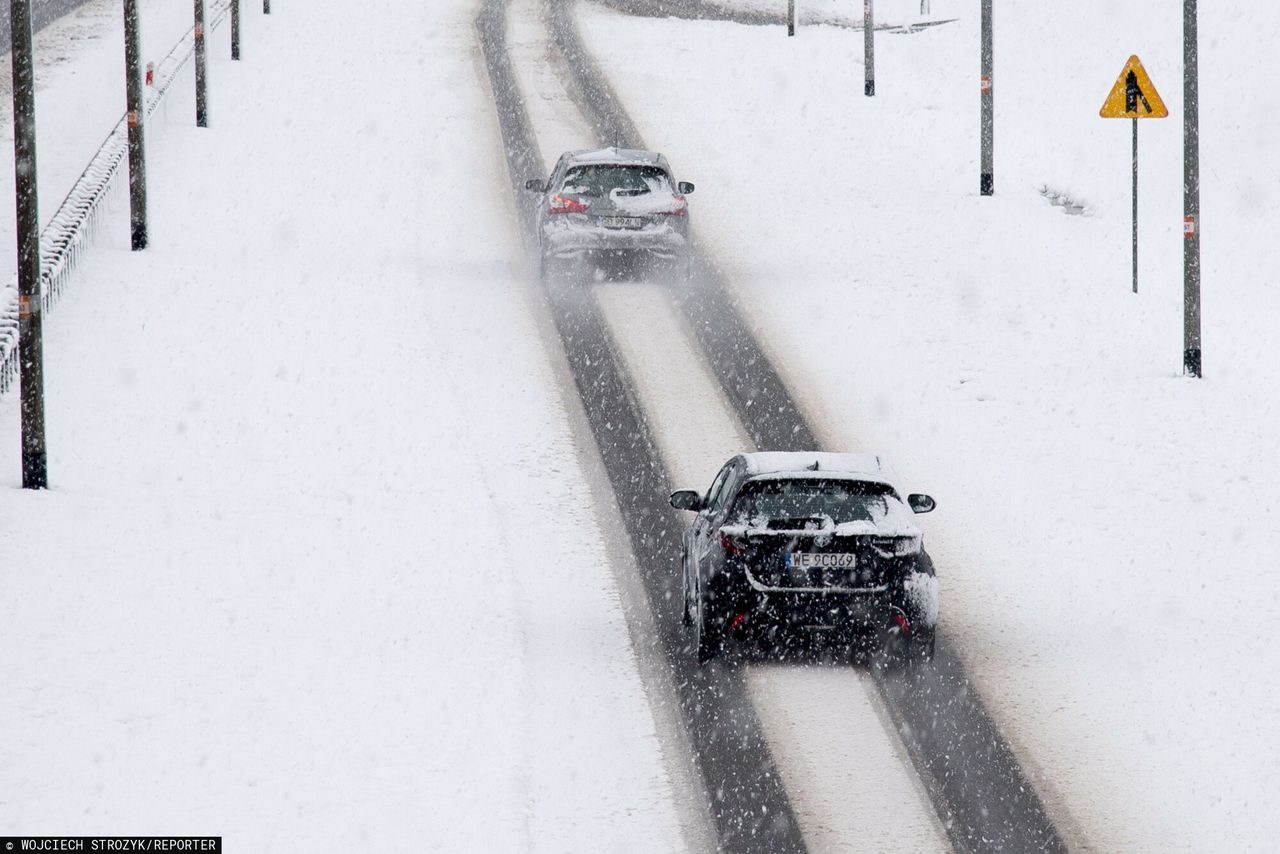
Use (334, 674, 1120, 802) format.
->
(0, 0, 231, 398)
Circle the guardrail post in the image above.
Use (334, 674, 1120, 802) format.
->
(232, 0, 241, 60)
(8, 0, 49, 488)
(125, 0, 148, 250)
(195, 0, 208, 127)
(264, 0, 270, 14)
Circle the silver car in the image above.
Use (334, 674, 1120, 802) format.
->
(525, 148, 694, 281)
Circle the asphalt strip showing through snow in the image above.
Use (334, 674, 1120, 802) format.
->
(481, 0, 1067, 850)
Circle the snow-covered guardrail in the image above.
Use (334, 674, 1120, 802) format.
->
(0, 0, 231, 398)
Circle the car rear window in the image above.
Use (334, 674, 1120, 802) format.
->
(729, 478, 893, 525)
(561, 164, 672, 197)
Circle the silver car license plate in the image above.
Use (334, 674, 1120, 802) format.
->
(786, 552, 856, 569)
(600, 216, 644, 229)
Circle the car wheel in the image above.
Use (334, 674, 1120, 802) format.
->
(873, 616, 912, 671)
(910, 631, 937, 664)
(693, 579, 722, 664)
(680, 551, 693, 627)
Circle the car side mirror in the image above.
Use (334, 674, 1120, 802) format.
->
(669, 489, 703, 511)
(677, 181, 695, 194)
(524, 178, 547, 192)
(908, 494, 936, 514)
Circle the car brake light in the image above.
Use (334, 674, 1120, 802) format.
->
(871, 535, 922, 557)
(719, 531, 745, 556)
(548, 194, 589, 214)
(659, 194, 687, 216)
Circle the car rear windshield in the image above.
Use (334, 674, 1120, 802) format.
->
(561, 164, 672, 197)
(729, 478, 893, 525)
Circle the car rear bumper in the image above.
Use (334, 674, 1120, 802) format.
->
(542, 224, 688, 258)
(749, 590, 896, 630)
(708, 567, 936, 635)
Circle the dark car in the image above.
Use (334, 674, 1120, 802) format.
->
(670, 452, 939, 663)
(525, 148, 694, 282)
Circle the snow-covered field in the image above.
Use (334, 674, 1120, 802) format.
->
(580, 0, 1280, 849)
(0, 2, 691, 850)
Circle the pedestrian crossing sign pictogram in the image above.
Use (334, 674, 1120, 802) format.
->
(1100, 55, 1169, 118)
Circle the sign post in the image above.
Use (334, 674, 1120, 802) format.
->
(1100, 55, 1168, 294)
(788, 0, 795, 36)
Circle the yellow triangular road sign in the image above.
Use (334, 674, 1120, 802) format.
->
(1100, 55, 1169, 118)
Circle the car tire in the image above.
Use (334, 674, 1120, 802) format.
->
(910, 631, 937, 664)
(873, 616, 912, 671)
(680, 551, 693, 627)
(692, 580, 722, 664)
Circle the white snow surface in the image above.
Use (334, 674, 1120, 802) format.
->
(579, 0, 1280, 850)
(0, 1, 689, 850)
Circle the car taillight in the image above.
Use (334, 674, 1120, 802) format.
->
(548, 194, 589, 214)
(871, 535, 922, 557)
(658, 194, 687, 216)
(719, 531, 746, 556)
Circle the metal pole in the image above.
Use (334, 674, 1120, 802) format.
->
(263, 0, 270, 14)
(1183, 0, 1202, 377)
(9, 0, 48, 489)
(980, 0, 993, 194)
(231, 0, 241, 60)
(1132, 119, 1138, 293)
(194, 0, 208, 127)
(788, 0, 795, 36)
(125, 0, 148, 250)
(864, 0, 874, 96)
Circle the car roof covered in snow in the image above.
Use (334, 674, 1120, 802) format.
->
(741, 452, 891, 482)
(562, 147, 668, 168)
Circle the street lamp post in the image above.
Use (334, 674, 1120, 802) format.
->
(9, 0, 48, 489)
